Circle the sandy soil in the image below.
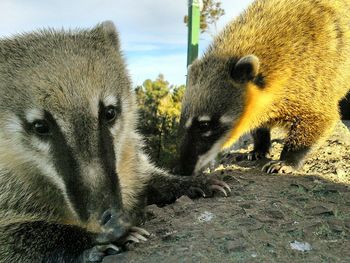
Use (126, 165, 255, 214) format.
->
(104, 122, 350, 263)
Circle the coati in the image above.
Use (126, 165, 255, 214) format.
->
(178, 0, 350, 176)
(0, 22, 230, 262)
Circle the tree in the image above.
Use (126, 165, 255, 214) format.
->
(135, 75, 185, 169)
(184, 0, 225, 35)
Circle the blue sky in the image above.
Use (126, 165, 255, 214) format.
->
(0, 0, 254, 86)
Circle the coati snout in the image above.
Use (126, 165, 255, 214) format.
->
(20, 101, 126, 233)
(178, 56, 258, 175)
(96, 209, 130, 244)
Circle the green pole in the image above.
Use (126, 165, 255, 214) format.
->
(187, 0, 202, 67)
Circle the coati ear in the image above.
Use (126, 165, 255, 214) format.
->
(187, 59, 199, 73)
(92, 20, 120, 49)
(187, 59, 200, 82)
(230, 55, 260, 84)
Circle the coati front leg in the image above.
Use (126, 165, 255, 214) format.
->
(236, 127, 271, 161)
(1, 221, 101, 263)
(145, 169, 231, 206)
(0, 220, 148, 263)
(262, 114, 337, 174)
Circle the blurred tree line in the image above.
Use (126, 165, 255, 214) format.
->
(135, 1, 225, 169)
(135, 75, 185, 169)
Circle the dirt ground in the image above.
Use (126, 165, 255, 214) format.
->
(104, 122, 350, 263)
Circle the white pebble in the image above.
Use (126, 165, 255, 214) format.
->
(290, 241, 312, 252)
(197, 211, 215, 222)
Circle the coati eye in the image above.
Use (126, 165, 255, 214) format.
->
(104, 106, 118, 123)
(197, 121, 211, 132)
(32, 120, 50, 136)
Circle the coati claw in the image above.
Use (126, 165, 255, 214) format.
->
(122, 226, 150, 244)
(209, 185, 228, 197)
(130, 226, 150, 237)
(84, 244, 121, 263)
(124, 235, 140, 243)
(212, 179, 231, 193)
(209, 179, 231, 197)
(98, 244, 121, 254)
(262, 161, 294, 174)
(187, 177, 231, 198)
(247, 153, 254, 161)
(147, 175, 231, 205)
(130, 231, 148, 241)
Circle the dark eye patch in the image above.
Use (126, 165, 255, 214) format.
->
(99, 100, 121, 126)
(193, 118, 219, 133)
(23, 111, 56, 139)
(191, 116, 230, 141)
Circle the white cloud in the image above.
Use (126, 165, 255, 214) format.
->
(0, 0, 254, 85)
(0, 0, 188, 40)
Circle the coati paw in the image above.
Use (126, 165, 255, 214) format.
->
(84, 227, 150, 262)
(83, 244, 122, 263)
(262, 161, 294, 174)
(122, 226, 150, 244)
(187, 178, 231, 198)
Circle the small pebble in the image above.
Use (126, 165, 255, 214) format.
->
(197, 211, 215, 222)
(290, 241, 312, 252)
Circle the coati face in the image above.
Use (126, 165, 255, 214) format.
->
(0, 22, 133, 237)
(178, 55, 260, 176)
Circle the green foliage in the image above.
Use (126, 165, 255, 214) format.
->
(135, 74, 185, 169)
(184, 0, 225, 35)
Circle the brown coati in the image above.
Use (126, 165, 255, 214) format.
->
(178, 0, 350, 175)
(0, 22, 230, 263)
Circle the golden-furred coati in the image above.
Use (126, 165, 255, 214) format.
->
(0, 22, 229, 262)
(178, 0, 350, 175)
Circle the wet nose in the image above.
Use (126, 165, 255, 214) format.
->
(100, 209, 115, 226)
(96, 209, 130, 244)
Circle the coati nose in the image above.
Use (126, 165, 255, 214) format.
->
(100, 209, 114, 226)
(96, 209, 130, 244)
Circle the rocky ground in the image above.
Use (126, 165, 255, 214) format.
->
(104, 122, 350, 263)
